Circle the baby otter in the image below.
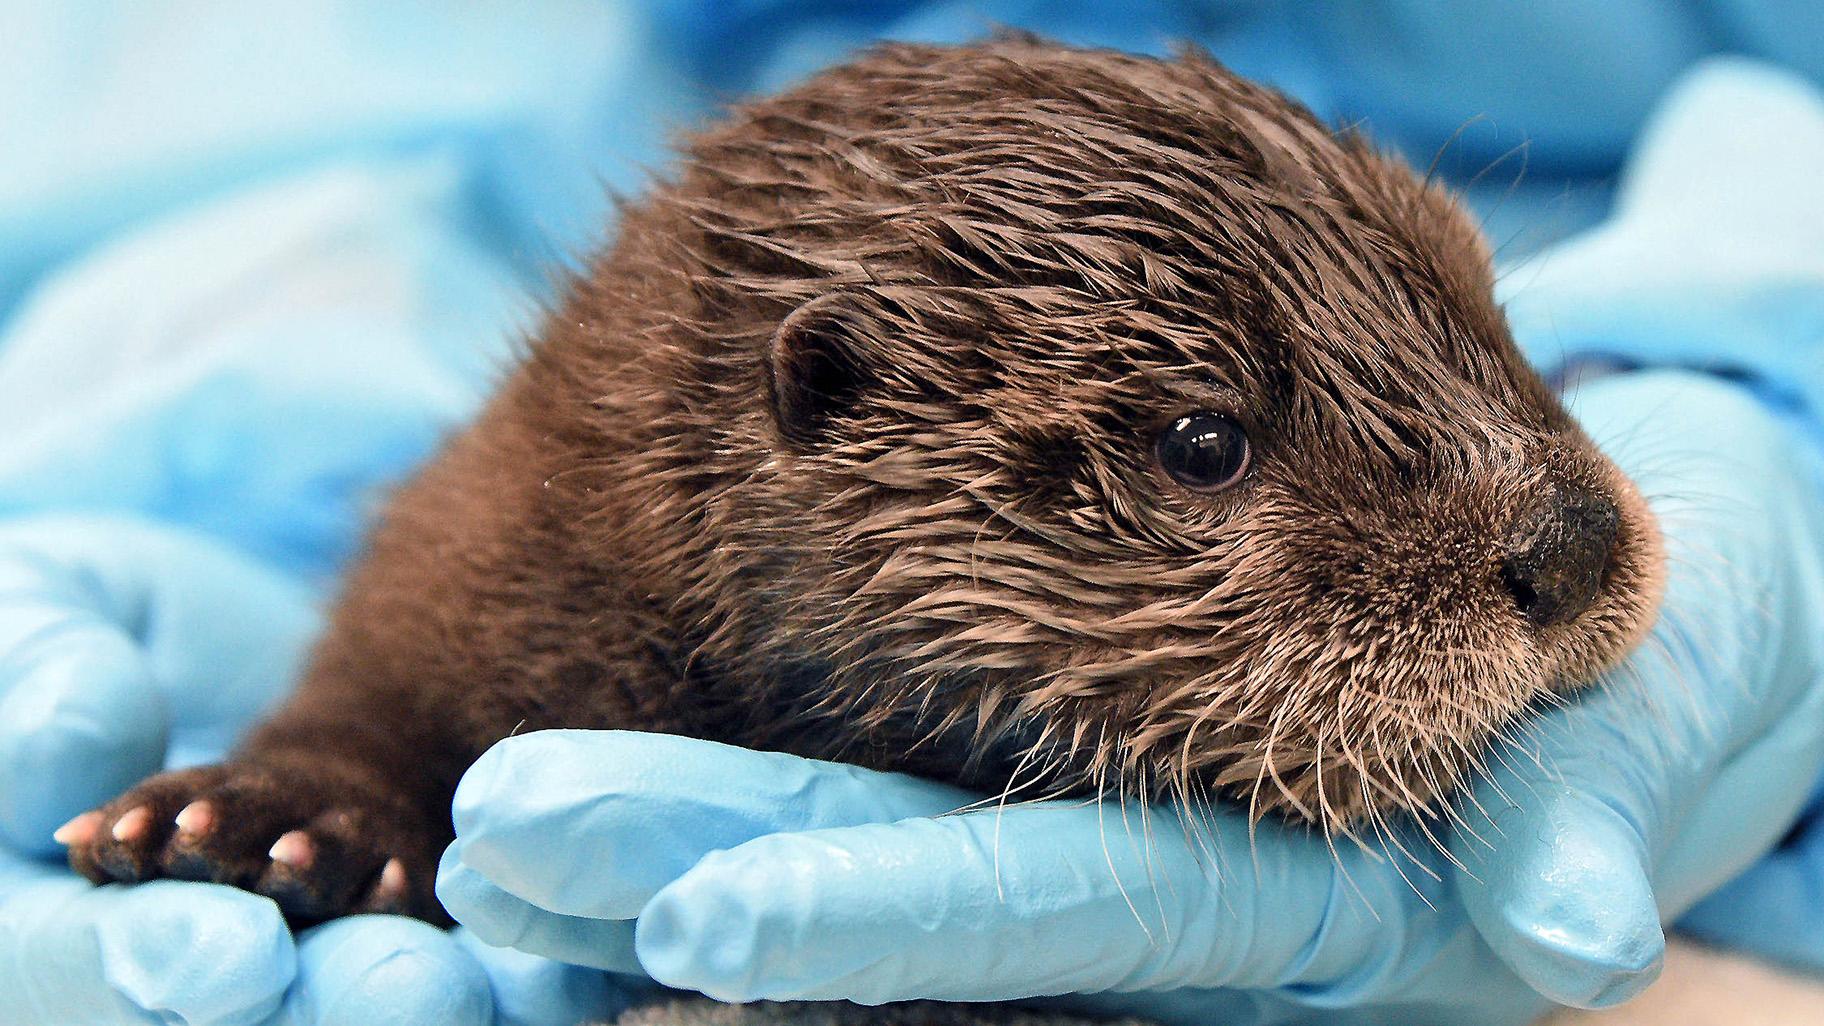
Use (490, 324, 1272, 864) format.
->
(62, 37, 1660, 943)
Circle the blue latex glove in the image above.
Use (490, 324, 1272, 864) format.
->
(0, 515, 635, 1026)
(1678, 777, 1824, 969)
(0, 6, 705, 1022)
(438, 368, 1824, 1026)
(1495, 60, 1824, 974)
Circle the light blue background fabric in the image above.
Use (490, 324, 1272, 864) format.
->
(0, 1, 702, 581)
(6, 0, 1823, 580)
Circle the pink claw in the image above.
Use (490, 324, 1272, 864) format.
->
(111, 806, 152, 843)
(375, 858, 408, 902)
(173, 801, 216, 839)
(52, 811, 103, 847)
(268, 830, 315, 870)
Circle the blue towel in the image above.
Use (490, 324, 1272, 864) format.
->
(1, 1, 1819, 582)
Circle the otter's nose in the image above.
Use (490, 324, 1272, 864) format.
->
(1500, 482, 1620, 628)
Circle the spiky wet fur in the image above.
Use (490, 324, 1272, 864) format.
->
(71, 37, 1660, 928)
(501, 36, 1664, 831)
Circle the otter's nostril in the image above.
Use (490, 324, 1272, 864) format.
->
(1502, 484, 1620, 629)
(1501, 564, 1541, 618)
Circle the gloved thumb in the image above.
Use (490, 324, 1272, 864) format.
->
(1457, 371, 1824, 1006)
(0, 515, 317, 854)
(1454, 757, 1665, 1008)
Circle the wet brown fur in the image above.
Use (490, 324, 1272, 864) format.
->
(71, 38, 1660, 935)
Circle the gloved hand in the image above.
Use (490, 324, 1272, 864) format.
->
(0, 6, 718, 1023)
(1678, 775, 1824, 970)
(437, 367, 1824, 1026)
(0, 515, 634, 1026)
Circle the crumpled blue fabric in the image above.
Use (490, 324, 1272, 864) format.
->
(0, 0, 703, 583)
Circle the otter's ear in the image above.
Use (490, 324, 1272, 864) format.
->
(766, 293, 874, 445)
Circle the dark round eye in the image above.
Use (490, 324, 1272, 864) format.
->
(1156, 413, 1250, 491)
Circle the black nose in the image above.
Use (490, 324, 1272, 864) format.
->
(1501, 482, 1620, 628)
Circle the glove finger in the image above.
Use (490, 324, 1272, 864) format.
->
(451, 729, 971, 919)
(0, 847, 295, 1026)
(0, 618, 167, 854)
(1455, 591, 1820, 1008)
(1675, 774, 1824, 969)
(1678, 835, 1824, 970)
(275, 916, 493, 1026)
(0, 517, 317, 851)
(1456, 373, 1824, 1007)
(1457, 730, 1823, 1010)
(1454, 763, 1665, 1009)
(0, 516, 319, 755)
(635, 802, 1437, 1005)
(454, 927, 654, 1026)
(438, 842, 644, 974)
(1452, 618, 1697, 1007)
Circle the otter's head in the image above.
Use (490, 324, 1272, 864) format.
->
(623, 39, 1662, 830)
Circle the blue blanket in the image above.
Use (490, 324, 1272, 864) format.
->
(0, 0, 1819, 578)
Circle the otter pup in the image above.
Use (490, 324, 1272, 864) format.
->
(61, 36, 1660, 955)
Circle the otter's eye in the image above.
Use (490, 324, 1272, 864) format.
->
(1156, 413, 1249, 491)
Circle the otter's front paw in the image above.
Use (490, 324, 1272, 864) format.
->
(55, 763, 448, 924)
